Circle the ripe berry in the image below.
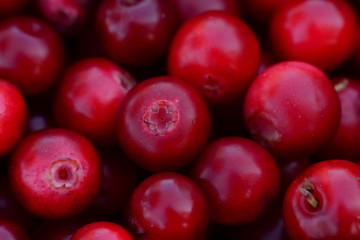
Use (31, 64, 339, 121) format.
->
(0, 79, 26, 157)
(0, 16, 65, 95)
(126, 172, 209, 240)
(9, 128, 102, 219)
(117, 76, 211, 172)
(53, 57, 136, 146)
(168, 11, 260, 106)
(244, 61, 340, 160)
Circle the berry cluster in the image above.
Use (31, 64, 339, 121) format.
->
(1, 0, 360, 239)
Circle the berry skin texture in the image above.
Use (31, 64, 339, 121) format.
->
(9, 128, 102, 220)
(126, 172, 209, 240)
(191, 136, 280, 225)
(243, 61, 340, 160)
(117, 76, 211, 172)
(0, 16, 65, 95)
(269, 0, 358, 72)
(53, 57, 136, 146)
(0, 79, 26, 157)
(168, 11, 260, 106)
(71, 221, 134, 240)
(283, 160, 360, 239)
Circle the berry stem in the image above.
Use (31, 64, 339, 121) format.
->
(299, 178, 318, 209)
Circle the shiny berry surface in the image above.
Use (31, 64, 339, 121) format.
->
(126, 172, 209, 240)
(269, 0, 358, 72)
(9, 128, 102, 219)
(191, 137, 280, 225)
(117, 76, 211, 172)
(244, 61, 340, 160)
(54, 57, 136, 146)
(284, 160, 360, 239)
(168, 11, 260, 106)
(0, 16, 65, 95)
(0, 79, 26, 157)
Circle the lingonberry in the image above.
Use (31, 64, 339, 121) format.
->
(0, 15, 65, 95)
(9, 128, 102, 219)
(284, 159, 360, 239)
(117, 76, 211, 172)
(0, 79, 26, 157)
(126, 172, 209, 240)
(269, 0, 358, 72)
(191, 136, 280, 225)
(53, 57, 136, 146)
(71, 221, 134, 240)
(168, 11, 260, 106)
(244, 61, 340, 160)
(96, 0, 178, 67)
(317, 77, 360, 162)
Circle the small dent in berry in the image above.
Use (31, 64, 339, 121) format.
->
(201, 74, 224, 98)
(143, 100, 179, 136)
(247, 112, 281, 148)
(50, 159, 79, 189)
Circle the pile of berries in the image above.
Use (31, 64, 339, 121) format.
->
(1, 0, 360, 239)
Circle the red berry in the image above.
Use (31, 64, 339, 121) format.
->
(284, 159, 360, 239)
(191, 136, 280, 225)
(0, 16, 65, 95)
(0, 79, 26, 157)
(126, 172, 209, 240)
(244, 61, 340, 160)
(317, 77, 360, 162)
(269, 0, 358, 72)
(54, 57, 136, 146)
(71, 221, 134, 240)
(96, 0, 178, 67)
(168, 11, 260, 106)
(9, 128, 102, 219)
(117, 76, 211, 172)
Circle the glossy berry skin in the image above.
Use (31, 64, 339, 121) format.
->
(36, 0, 89, 34)
(54, 58, 136, 146)
(170, 0, 242, 23)
(126, 172, 209, 240)
(191, 137, 280, 225)
(269, 0, 358, 72)
(9, 128, 102, 220)
(96, 0, 178, 67)
(0, 218, 29, 240)
(117, 76, 211, 172)
(243, 61, 340, 160)
(71, 221, 134, 240)
(317, 77, 360, 162)
(0, 79, 26, 157)
(168, 11, 260, 106)
(0, 16, 65, 95)
(283, 160, 360, 239)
